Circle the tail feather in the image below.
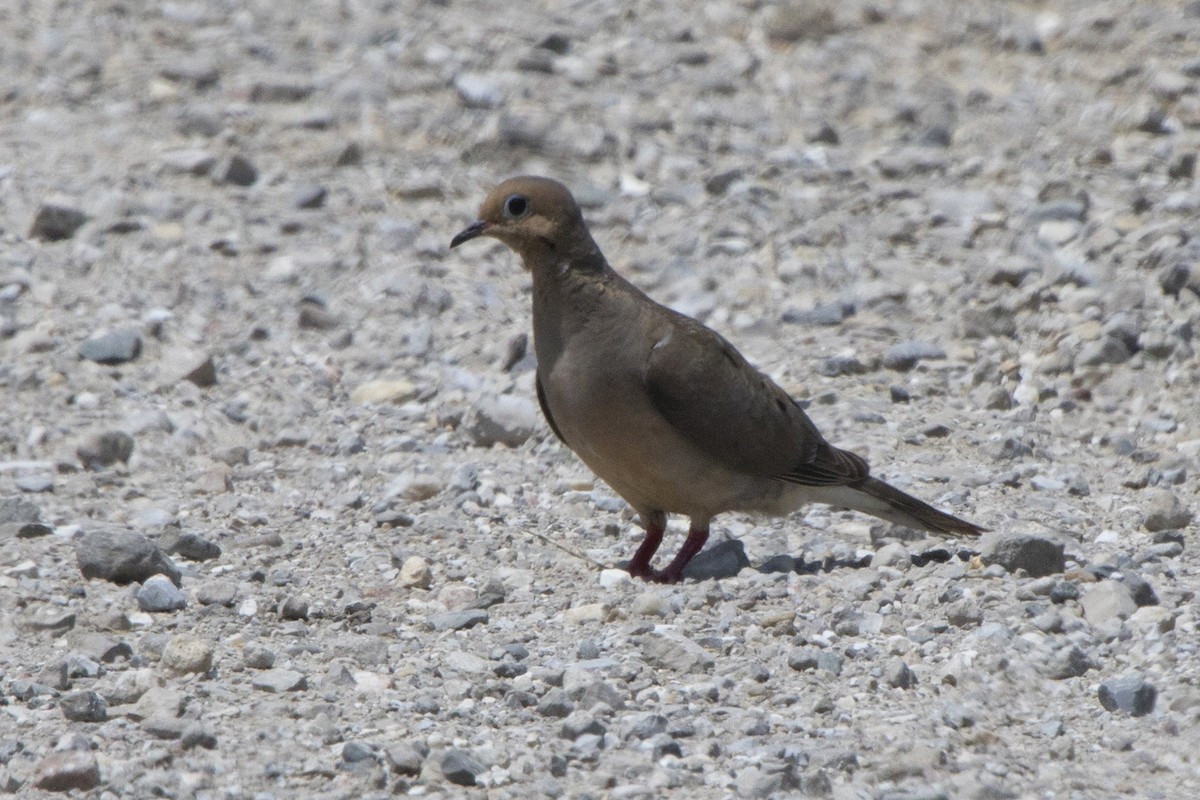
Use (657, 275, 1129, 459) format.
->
(813, 477, 985, 536)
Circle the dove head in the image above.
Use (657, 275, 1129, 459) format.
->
(451, 176, 602, 271)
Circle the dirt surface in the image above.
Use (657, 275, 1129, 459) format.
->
(2, 1, 1199, 797)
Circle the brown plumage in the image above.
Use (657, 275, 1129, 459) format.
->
(451, 176, 984, 583)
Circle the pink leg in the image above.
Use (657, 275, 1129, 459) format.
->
(627, 523, 664, 580)
(654, 526, 709, 584)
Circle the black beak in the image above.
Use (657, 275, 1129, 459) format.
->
(450, 220, 490, 249)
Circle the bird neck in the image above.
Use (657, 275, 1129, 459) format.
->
(529, 237, 618, 373)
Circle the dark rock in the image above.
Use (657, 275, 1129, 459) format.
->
(214, 155, 258, 186)
(78, 329, 142, 365)
(758, 554, 797, 574)
(29, 202, 88, 241)
(31, 750, 101, 792)
(980, 532, 1065, 577)
(77, 430, 135, 470)
(76, 529, 181, 586)
(181, 724, 218, 750)
(1098, 674, 1157, 716)
(682, 539, 750, 581)
(1119, 573, 1159, 606)
(162, 531, 221, 562)
(537, 689, 574, 718)
(884, 658, 916, 689)
(440, 748, 485, 787)
(60, 691, 107, 722)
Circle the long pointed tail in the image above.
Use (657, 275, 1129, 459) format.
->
(815, 477, 985, 536)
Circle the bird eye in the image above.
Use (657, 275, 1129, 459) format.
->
(503, 194, 529, 218)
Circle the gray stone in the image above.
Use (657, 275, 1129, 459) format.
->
(76, 529, 181, 586)
(161, 635, 213, 674)
(76, 430, 135, 469)
(251, 668, 308, 693)
(385, 742, 425, 776)
(980, 532, 1065, 577)
(1080, 580, 1137, 625)
(244, 646, 275, 670)
(882, 341, 946, 371)
(196, 579, 238, 606)
(1099, 674, 1157, 716)
(69, 632, 132, 664)
(561, 711, 606, 739)
(440, 748, 485, 786)
(884, 658, 916, 689)
(1143, 491, 1192, 532)
(294, 184, 327, 209)
(31, 750, 101, 792)
(642, 631, 715, 673)
(453, 73, 503, 108)
(681, 539, 750, 581)
(1078, 336, 1132, 366)
(213, 154, 258, 186)
(15, 474, 54, 493)
(29, 202, 88, 241)
(0, 495, 41, 524)
(341, 741, 376, 763)
(181, 724, 217, 750)
(428, 609, 488, 631)
(1047, 646, 1096, 679)
(465, 394, 540, 448)
(162, 531, 221, 561)
(60, 691, 107, 722)
(537, 689, 574, 718)
(278, 596, 309, 620)
(78, 329, 142, 365)
(137, 575, 187, 612)
(1119, 573, 1159, 606)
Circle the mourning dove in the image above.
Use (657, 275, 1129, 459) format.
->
(451, 176, 984, 583)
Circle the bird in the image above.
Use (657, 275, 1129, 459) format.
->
(451, 176, 985, 583)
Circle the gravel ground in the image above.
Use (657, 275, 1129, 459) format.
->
(2, 1, 1199, 797)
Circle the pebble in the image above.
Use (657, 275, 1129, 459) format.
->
(213, 154, 258, 186)
(243, 645, 276, 670)
(29, 201, 89, 241)
(465, 394, 541, 447)
(681, 539, 750, 581)
(537, 689, 575, 718)
(76, 430, 135, 470)
(1142, 490, 1192, 531)
(161, 635, 214, 674)
(60, 690, 107, 722)
(31, 750, 101, 792)
(251, 668, 308, 693)
(882, 341, 946, 371)
(428, 609, 488, 631)
(137, 575, 188, 612)
(196, 580, 238, 606)
(1080, 580, 1137, 625)
(385, 742, 425, 776)
(440, 748, 486, 786)
(70, 631, 132, 663)
(78, 329, 142, 364)
(980, 531, 1065, 577)
(399, 555, 432, 589)
(641, 631, 715, 673)
(162, 531, 221, 561)
(76, 529, 182, 586)
(453, 73, 503, 108)
(278, 596, 309, 620)
(181, 724, 218, 750)
(15, 473, 54, 493)
(1098, 674, 1158, 716)
(884, 658, 916, 689)
(630, 591, 670, 617)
